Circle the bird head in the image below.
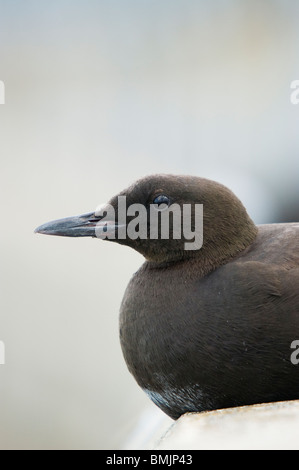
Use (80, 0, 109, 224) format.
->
(35, 174, 257, 267)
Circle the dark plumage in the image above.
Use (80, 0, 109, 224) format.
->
(35, 174, 299, 419)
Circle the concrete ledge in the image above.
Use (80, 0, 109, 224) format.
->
(154, 400, 299, 450)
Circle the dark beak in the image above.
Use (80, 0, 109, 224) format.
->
(34, 210, 119, 239)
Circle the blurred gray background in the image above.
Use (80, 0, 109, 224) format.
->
(1, 0, 299, 450)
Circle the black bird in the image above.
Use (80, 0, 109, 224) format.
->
(35, 174, 299, 419)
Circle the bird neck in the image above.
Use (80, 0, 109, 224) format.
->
(146, 219, 258, 277)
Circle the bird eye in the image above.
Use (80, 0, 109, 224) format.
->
(152, 194, 170, 210)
